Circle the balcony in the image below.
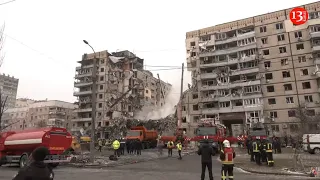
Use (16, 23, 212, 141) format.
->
(215, 31, 255, 45)
(73, 90, 92, 96)
(215, 36, 238, 45)
(310, 31, 320, 38)
(201, 93, 262, 103)
(200, 67, 259, 80)
(315, 58, 320, 65)
(74, 81, 93, 87)
(201, 104, 263, 114)
(74, 108, 92, 113)
(199, 43, 257, 57)
(49, 111, 66, 115)
(200, 55, 257, 68)
(76, 64, 94, 70)
(200, 79, 261, 91)
(71, 118, 92, 122)
(312, 44, 320, 52)
(75, 72, 92, 78)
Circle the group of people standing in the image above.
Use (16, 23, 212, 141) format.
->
(110, 138, 143, 157)
(246, 137, 275, 166)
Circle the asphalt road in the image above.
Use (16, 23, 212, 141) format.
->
(0, 154, 317, 180)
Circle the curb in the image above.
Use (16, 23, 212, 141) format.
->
(63, 150, 196, 169)
(235, 165, 309, 177)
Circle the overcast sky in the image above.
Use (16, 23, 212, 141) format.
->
(0, 0, 317, 103)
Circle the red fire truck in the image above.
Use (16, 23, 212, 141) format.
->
(191, 118, 238, 155)
(0, 127, 73, 168)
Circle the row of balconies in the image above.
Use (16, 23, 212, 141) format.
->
(199, 54, 257, 68)
(201, 103, 263, 114)
(200, 67, 259, 80)
(201, 93, 262, 103)
(200, 79, 261, 91)
(199, 42, 257, 57)
(199, 31, 255, 46)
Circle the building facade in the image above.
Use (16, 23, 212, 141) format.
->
(1, 100, 77, 131)
(0, 74, 19, 108)
(15, 98, 35, 108)
(185, 2, 320, 136)
(73, 50, 171, 136)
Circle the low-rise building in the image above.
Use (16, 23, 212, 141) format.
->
(2, 100, 77, 131)
(0, 73, 19, 108)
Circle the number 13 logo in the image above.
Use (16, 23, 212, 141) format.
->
(290, 7, 309, 25)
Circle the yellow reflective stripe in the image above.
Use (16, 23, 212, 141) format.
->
(222, 161, 234, 164)
(229, 176, 234, 178)
(222, 171, 226, 180)
(266, 150, 272, 152)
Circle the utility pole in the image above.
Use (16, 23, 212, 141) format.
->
(178, 63, 184, 129)
(83, 40, 97, 163)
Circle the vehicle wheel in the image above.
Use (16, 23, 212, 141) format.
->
(314, 148, 320, 154)
(19, 155, 28, 169)
(49, 163, 59, 168)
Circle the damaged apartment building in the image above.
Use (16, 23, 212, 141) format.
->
(185, 2, 320, 136)
(73, 50, 171, 137)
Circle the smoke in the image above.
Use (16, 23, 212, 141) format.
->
(134, 86, 180, 120)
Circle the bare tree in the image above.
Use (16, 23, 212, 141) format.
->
(0, 89, 8, 132)
(294, 105, 320, 136)
(36, 120, 47, 128)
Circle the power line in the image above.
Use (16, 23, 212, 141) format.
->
(0, 0, 17, 6)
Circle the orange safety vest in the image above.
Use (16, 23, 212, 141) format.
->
(221, 147, 234, 165)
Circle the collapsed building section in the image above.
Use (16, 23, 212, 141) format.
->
(73, 50, 172, 138)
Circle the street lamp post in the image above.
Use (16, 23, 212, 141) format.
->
(83, 40, 98, 163)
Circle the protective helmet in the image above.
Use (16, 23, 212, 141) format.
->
(223, 140, 230, 148)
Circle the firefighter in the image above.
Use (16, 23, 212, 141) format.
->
(220, 140, 235, 180)
(266, 139, 274, 166)
(119, 138, 126, 155)
(126, 140, 130, 154)
(167, 140, 174, 157)
(252, 137, 261, 165)
(112, 138, 120, 157)
(261, 139, 267, 163)
(13, 146, 54, 180)
(98, 139, 103, 152)
(136, 139, 142, 155)
(176, 141, 183, 160)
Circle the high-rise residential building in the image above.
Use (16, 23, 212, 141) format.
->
(185, 2, 320, 136)
(73, 50, 171, 137)
(1, 100, 77, 131)
(0, 74, 19, 108)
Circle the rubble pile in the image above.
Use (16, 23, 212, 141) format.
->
(101, 115, 177, 139)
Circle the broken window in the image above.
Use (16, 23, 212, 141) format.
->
(271, 125, 280, 131)
(99, 85, 103, 90)
(100, 68, 104, 72)
(190, 42, 195, 46)
(244, 98, 259, 105)
(281, 58, 288, 66)
(100, 76, 104, 81)
(260, 26, 267, 33)
(286, 97, 294, 104)
(264, 61, 271, 68)
(263, 49, 270, 55)
(300, 69, 308, 76)
(219, 101, 230, 108)
(306, 109, 316, 116)
(283, 84, 293, 91)
(192, 94, 198, 99)
(279, 47, 287, 53)
(294, 31, 302, 38)
(99, 94, 103, 99)
(304, 95, 313, 103)
(282, 71, 290, 78)
(288, 110, 296, 117)
(275, 23, 283, 30)
(296, 43, 304, 50)
(267, 86, 275, 92)
(98, 103, 102, 108)
(265, 73, 273, 80)
(261, 38, 268, 44)
(302, 82, 311, 89)
(234, 100, 243, 106)
(268, 98, 276, 105)
(193, 105, 199, 111)
(277, 34, 285, 41)
(298, 56, 306, 63)
(270, 111, 278, 118)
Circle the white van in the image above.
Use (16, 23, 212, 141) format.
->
(303, 134, 320, 154)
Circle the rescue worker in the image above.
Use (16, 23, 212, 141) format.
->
(266, 139, 274, 166)
(98, 139, 103, 152)
(197, 140, 214, 180)
(246, 136, 252, 155)
(136, 139, 142, 155)
(167, 140, 174, 157)
(119, 138, 126, 155)
(132, 139, 138, 155)
(129, 140, 134, 154)
(220, 140, 236, 180)
(157, 140, 164, 156)
(112, 138, 120, 157)
(13, 146, 54, 180)
(260, 139, 267, 163)
(176, 141, 183, 160)
(252, 137, 261, 165)
(126, 140, 130, 154)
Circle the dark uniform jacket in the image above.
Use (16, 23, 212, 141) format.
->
(12, 161, 54, 180)
(197, 143, 214, 163)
